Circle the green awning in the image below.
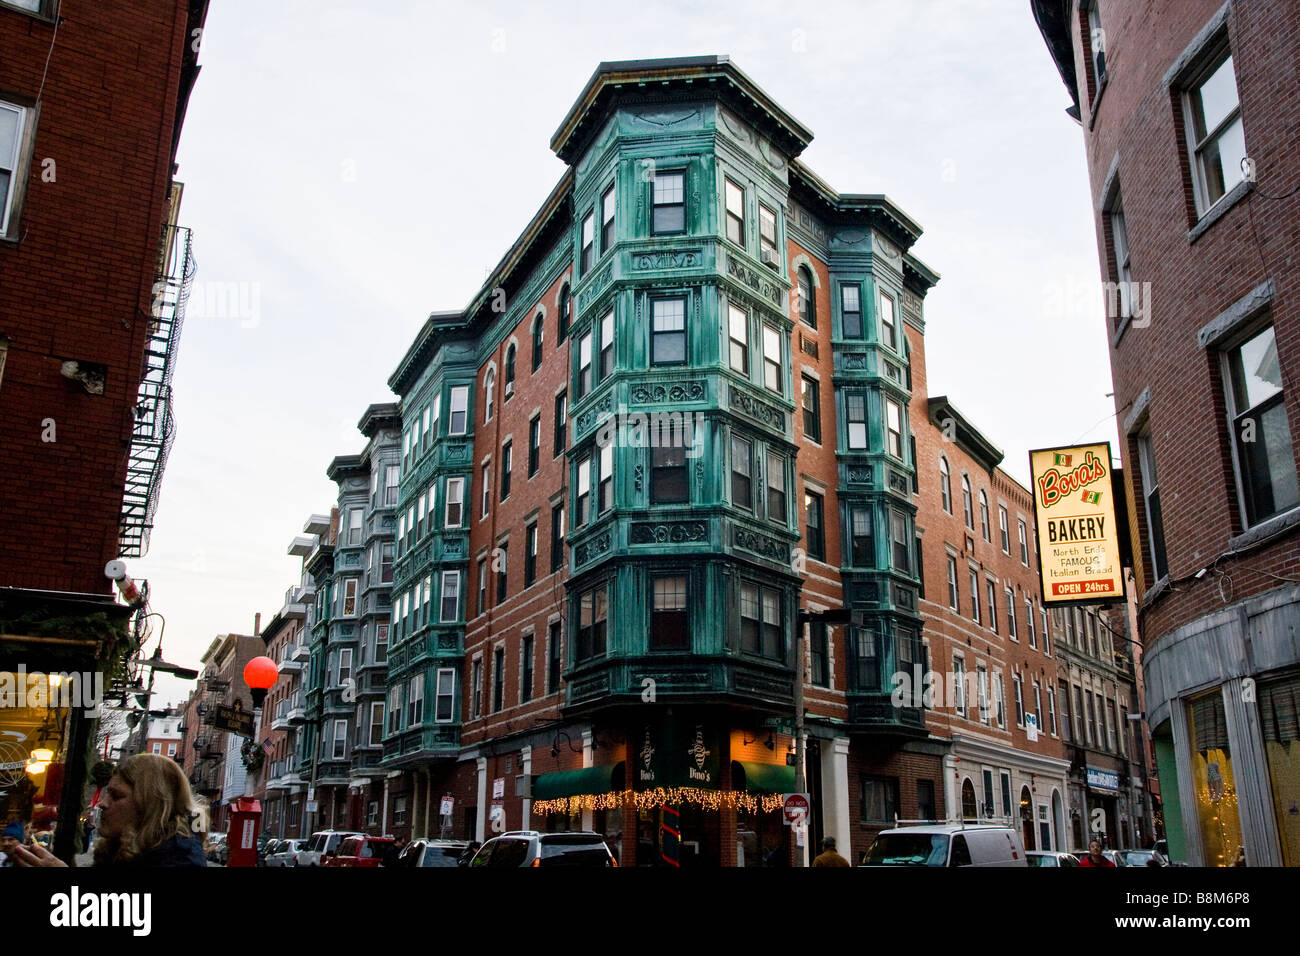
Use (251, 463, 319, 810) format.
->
(532, 762, 624, 801)
(732, 760, 795, 794)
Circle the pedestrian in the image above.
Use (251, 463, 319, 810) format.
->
(1077, 839, 1115, 867)
(1, 820, 25, 867)
(1232, 845, 1246, 867)
(811, 836, 850, 867)
(459, 840, 480, 866)
(11, 753, 206, 867)
(383, 835, 407, 867)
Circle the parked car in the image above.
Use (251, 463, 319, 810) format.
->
(257, 836, 276, 866)
(204, 832, 226, 862)
(323, 835, 396, 868)
(469, 831, 617, 868)
(296, 830, 363, 867)
(1026, 851, 1080, 867)
(395, 838, 470, 868)
(266, 839, 304, 868)
(860, 824, 1028, 867)
(1108, 848, 1165, 867)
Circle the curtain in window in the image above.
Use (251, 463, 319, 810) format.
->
(1260, 675, 1300, 745)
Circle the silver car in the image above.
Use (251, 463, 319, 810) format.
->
(267, 838, 304, 867)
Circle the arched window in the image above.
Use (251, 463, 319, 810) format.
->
(483, 368, 496, 423)
(532, 314, 544, 371)
(979, 490, 990, 541)
(797, 265, 815, 328)
(939, 456, 952, 514)
(504, 345, 516, 399)
(558, 285, 571, 342)
(961, 779, 978, 819)
(962, 475, 973, 529)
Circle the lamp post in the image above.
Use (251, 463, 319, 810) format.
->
(226, 655, 276, 868)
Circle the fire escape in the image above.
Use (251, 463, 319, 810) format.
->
(119, 223, 196, 557)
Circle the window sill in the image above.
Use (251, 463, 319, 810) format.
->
(0, 2, 57, 24)
(1229, 504, 1300, 555)
(1086, 71, 1109, 132)
(1188, 179, 1252, 245)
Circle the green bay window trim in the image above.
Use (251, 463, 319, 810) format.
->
(449, 385, 469, 435)
(1223, 323, 1299, 526)
(650, 574, 689, 650)
(601, 183, 616, 252)
(652, 297, 686, 365)
(846, 392, 868, 450)
(805, 490, 825, 561)
(885, 398, 902, 458)
(652, 170, 686, 235)
(890, 511, 910, 573)
(740, 582, 782, 660)
(758, 203, 778, 262)
(725, 177, 745, 246)
(652, 443, 688, 504)
(581, 209, 595, 273)
(762, 325, 782, 393)
(731, 435, 752, 511)
(576, 584, 609, 662)
(1181, 43, 1247, 217)
(600, 310, 614, 377)
(850, 506, 873, 567)
(766, 452, 786, 524)
(434, 668, 455, 722)
(841, 284, 863, 339)
(577, 332, 593, 397)
(797, 266, 816, 328)
(802, 375, 821, 443)
(728, 304, 750, 374)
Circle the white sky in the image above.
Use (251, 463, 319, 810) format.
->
(135, 0, 1118, 700)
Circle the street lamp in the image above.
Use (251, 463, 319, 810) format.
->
(226, 656, 277, 868)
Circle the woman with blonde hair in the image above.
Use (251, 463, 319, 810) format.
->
(12, 753, 206, 867)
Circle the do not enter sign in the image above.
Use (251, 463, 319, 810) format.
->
(782, 793, 809, 825)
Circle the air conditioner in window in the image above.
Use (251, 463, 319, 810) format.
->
(759, 248, 780, 270)
(504, 381, 514, 399)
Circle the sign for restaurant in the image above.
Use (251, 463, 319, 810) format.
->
(1028, 443, 1125, 605)
(1086, 767, 1119, 792)
(211, 701, 254, 736)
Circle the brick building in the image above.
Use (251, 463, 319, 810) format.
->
(0, 0, 208, 857)
(1034, 0, 1300, 865)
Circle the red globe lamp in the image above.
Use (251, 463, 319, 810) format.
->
(243, 656, 278, 710)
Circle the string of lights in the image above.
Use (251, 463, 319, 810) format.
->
(532, 788, 787, 817)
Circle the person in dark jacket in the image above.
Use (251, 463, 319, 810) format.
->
(811, 836, 851, 867)
(12, 753, 206, 868)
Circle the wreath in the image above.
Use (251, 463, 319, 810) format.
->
(240, 738, 265, 773)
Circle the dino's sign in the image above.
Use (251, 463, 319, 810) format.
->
(1029, 443, 1125, 605)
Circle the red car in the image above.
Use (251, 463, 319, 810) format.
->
(323, 835, 395, 868)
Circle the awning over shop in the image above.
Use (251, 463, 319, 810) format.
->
(532, 762, 625, 801)
(732, 761, 795, 794)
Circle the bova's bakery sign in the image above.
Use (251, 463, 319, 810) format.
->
(1029, 442, 1125, 605)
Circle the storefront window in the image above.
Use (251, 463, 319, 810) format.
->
(0, 670, 74, 845)
(1188, 690, 1243, 866)
(1258, 675, 1300, 866)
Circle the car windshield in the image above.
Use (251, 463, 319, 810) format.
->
(1027, 854, 1057, 867)
(1121, 850, 1155, 865)
(487, 839, 530, 867)
(863, 833, 949, 866)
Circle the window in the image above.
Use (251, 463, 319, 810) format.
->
(841, 285, 862, 338)
(1059, 680, 1072, 741)
(449, 385, 469, 435)
(493, 646, 505, 712)
(891, 511, 909, 573)
(810, 621, 829, 687)
(1013, 674, 1024, 727)
(977, 666, 990, 722)
(1042, 607, 1051, 656)
(581, 209, 595, 272)
(1108, 191, 1133, 325)
(599, 441, 613, 513)
(797, 266, 815, 328)
(483, 368, 496, 423)
(651, 575, 689, 650)
(999, 506, 1010, 553)
(500, 441, 512, 501)
(471, 659, 483, 719)
(550, 504, 565, 573)
(440, 571, 460, 622)
(477, 558, 488, 617)
(547, 621, 562, 693)
(577, 332, 592, 398)
(385, 464, 400, 506)
(1135, 429, 1169, 580)
(961, 476, 973, 529)
(1006, 588, 1017, 639)
(348, 509, 362, 546)
(528, 416, 540, 477)
(405, 674, 424, 726)
(600, 310, 614, 377)
(740, 584, 782, 659)
(1224, 325, 1299, 526)
(558, 285, 571, 342)
(728, 304, 749, 374)
(576, 585, 608, 661)
(860, 776, 899, 824)
(435, 669, 455, 722)
(332, 719, 347, 759)
(766, 452, 786, 523)
(480, 462, 491, 518)
(994, 674, 1006, 728)
(731, 436, 752, 510)
(805, 490, 825, 562)
(851, 507, 874, 567)
(879, 291, 896, 350)
(342, 579, 358, 616)
(953, 656, 967, 716)
(982, 770, 994, 817)
(759, 203, 777, 261)
(429, 394, 440, 446)
(979, 491, 990, 541)
(532, 314, 544, 371)
(846, 392, 868, 450)
(969, 569, 980, 624)
(1034, 683, 1044, 738)
(504, 345, 516, 399)
(651, 298, 685, 365)
(601, 183, 615, 251)
(388, 685, 403, 734)
(524, 523, 537, 587)
(762, 325, 781, 392)
(1026, 599, 1036, 648)
(0, 100, 31, 237)
(1048, 687, 1057, 736)
(885, 399, 902, 458)
(1086, 1, 1107, 87)
(652, 443, 688, 504)
(987, 580, 998, 634)
(947, 555, 959, 610)
(801, 375, 821, 443)
(554, 391, 567, 456)
(1018, 519, 1029, 565)
(496, 543, 508, 602)
(376, 624, 388, 663)
(725, 178, 745, 245)
(653, 170, 685, 234)
(521, 635, 534, 704)
(917, 780, 936, 821)
(939, 457, 952, 513)
(576, 453, 591, 526)
(1182, 46, 1246, 216)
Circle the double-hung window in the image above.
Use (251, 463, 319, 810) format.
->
(576, 585, 608, 661)
(554, 391, 567, 457)
(891, 511, 909, 573)
(600, 309, 614, 377)
(550, 504, 565, 573)
(969, 569, 981, 624)
(652, 444, 688, 504)
(728, 304, 749, 374)
(762, 325, 781, 393)
(1182, 45, 1247, 216)
(851, 507, 873, 567)
(650, 575, 689, 650)
(0, 99, 31, 238)
(725, 178, 745, 246)
(740, 583, 782, 659)
(440, 571, 460, 622)
(652, 171, 685, 234)
(987, 580, 998, 634)
(524, 523, 537, 587)
(1018, 519, 1029, 565)
(885, 398, 902, 458)
(841, 285, 862, 338)
(581, 210, 595, 273)
(947, 555, 959, 610)
(846, 392, 868, 450)
(1136, 428, 1169, 579)
(496, 544, 508, 602)
(601, 184, 615, 252)
(532, 314, 544, 371)
(802, 375, 821, 443)
(500, 440, 512, 501)
(434, 669, 455, 722)
(1108, 191, 1133, 327)
(759, 203, 777, 262)
(766, 452, 786, 523)
(651, 298, 685, 365)
(731, 436, 752, 510)
(576, 454, 591, 526)
(879, 292, 897, 350)
(528, 415, 540, 477)
(408, 675, 424, 726)
(598, 442, 613, 513)
(999, 506, 1010, 553)
(805, 491, 825, 561)
(480, 462, 491, 518)
(449, 385, 469, 435)
(577, 332, 593, 398)
(797, 266, 816, 328)
(939, 457, 952, 513)
(1006, 588, 1017, 638)
(1224, 324, 1299, 526)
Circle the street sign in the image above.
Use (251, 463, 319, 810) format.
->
(1025, 713, 1039, 742)
(782, 792, 810, 825)
(306, 801, 318, 813)
(440, 795, 454, 816)
(492, 777, 505, 799)
(763, 717, 795, 734)
(211, 701, 254, 736)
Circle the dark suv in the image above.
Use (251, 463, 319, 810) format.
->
(469, 831, 616, 868)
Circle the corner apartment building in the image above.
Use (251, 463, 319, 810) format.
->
(0, 0, 208, 857)
(1034, 0, 1300, 865)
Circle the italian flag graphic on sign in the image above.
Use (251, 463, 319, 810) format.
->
(1081, 491, 1101, 504)
(1053, 453, 1072, 466)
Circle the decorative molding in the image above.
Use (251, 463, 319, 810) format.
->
(841, 352, 867, 371)
(630, 107, 700, 129)
(574, 531, 612, 565)
(724, 252, 783, 306)
(633, 463, 644, 492)
(630, 380, 705, 404)
(577, 264, 614, 312)
(729, 385, 785, 431)
(630, 521, 707, 545)
(719, 106, 752, 143)
(575, 392, 613, 433)
(759, 138, 786, 171)
(888, 471, 910, 494)
(847, 466, 872, 483)
(631, 249, 702, 271)
(733, 526, 788, 562)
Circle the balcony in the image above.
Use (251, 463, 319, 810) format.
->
(277, 655, 303, 675)
(271, 710, 290, 732)
(293, 581, 317, 604)
(303, 513, 331, 536)
(288, 535, 317, 558)
(287, 703, 306, 725)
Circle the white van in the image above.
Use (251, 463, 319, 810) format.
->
(295, 830, 363, 867)
(861, 824, 1028, 867)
